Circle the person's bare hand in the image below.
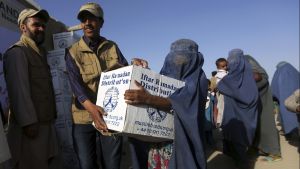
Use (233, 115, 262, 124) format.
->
(82, 100, 108, 132)
(124, 80, 151, 105)
(131, 58, 149, 68)
(296, 105, 300, 113)
(253, 72, 262, 82)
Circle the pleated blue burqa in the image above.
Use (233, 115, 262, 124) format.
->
(218, 49, 259, 147)
(160, 39, 208, 169)
(271, 62, 299, 135)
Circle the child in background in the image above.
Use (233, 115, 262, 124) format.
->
(214, 58, 228, 127)
(215, 58, 228, 84)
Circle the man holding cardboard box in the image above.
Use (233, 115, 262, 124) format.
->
(66, 2, 144, 169)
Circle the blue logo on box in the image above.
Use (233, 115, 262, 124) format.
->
(103, 87, 119, 112)
(147, 107, 167, 122)
(58, 39, 68, 48)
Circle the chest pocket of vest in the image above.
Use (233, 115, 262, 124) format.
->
(101, 49, 118, 70)
(80, 53, 97, 75)
(81, 61, 95, 75)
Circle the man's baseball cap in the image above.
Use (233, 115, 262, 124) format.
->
(77, 2, 103, 20)
(18, 8, 49, 26)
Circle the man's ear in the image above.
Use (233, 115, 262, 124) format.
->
(20, 24, 26, 33)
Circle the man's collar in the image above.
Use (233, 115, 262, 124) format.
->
(79, 36, 108, 53)
(83, 35, 101, 46)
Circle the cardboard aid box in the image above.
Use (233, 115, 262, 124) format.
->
(55, 93, 72, 119)
(96, 65, 185, 141)
(47, 49, 67, 71)
(50, 69, 72, 95)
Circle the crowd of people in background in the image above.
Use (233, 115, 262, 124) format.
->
(0, 2, 299, 169)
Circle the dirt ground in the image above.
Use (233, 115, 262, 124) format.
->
(207, 127, 299, 169)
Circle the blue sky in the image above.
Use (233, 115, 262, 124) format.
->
(36, 0, 299, 79)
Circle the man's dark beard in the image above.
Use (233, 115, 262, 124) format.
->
(26, 27, 45, 45)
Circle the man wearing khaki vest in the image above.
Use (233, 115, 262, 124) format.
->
(66, 3, 129, 169)
(3, 8, 59, 169)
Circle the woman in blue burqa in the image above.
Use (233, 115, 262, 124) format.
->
(271, 62, 299, 140)
(217, 49, 259, 169)
(124, 39, 207, 169)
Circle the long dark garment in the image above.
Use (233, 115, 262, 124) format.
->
(245, 55, 281, 156)
(271, 62, 299, 136)
(218, 49, 259, 169)
(161, 39, 207, 169)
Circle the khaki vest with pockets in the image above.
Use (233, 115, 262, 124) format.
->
(69, 38, 120, 124)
